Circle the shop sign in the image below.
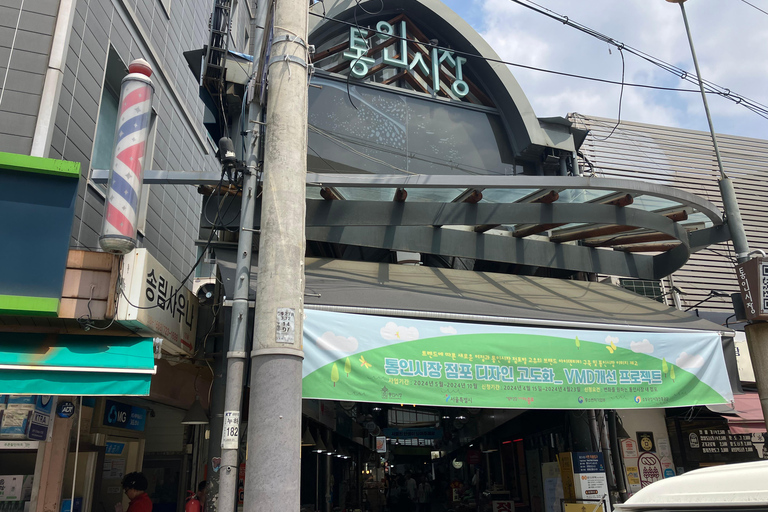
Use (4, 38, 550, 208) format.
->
(376, 436, 387, 453)
(636, 432, 655, 453)
(102, 400, 146, 431)
(735, 258, 768, 320)
(342, 20, 469, 99)
(105, 442, 125, 455)
(57, 401, 75, 418)
(302, 310, 733, 409)
(492, 502, 514, 512)
(683, 427, 760, 463)
(0, 440, 37, 450)
(637, 452, 662, 487)
(559, 452, 611, 511)
(621, 439, 638, 459)
(382, 427, 442, 439)
(27, 396, 54, 441)
(118, 249, 198, 355)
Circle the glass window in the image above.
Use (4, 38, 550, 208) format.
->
(308, 75, 517, 177)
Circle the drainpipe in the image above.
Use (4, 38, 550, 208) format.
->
(608, 411, 629, 502)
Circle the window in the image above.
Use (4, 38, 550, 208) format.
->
(619, 279, 666, 304)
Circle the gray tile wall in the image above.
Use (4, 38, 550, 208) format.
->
(51, 0, 223, 282)
(0, 0, 58, 154)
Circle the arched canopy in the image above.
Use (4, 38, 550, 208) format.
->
(309, 0, 583, 158)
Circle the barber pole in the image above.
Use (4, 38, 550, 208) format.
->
(99, 58, 155, 254)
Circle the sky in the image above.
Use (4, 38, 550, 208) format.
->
(438, 0, 768, 140)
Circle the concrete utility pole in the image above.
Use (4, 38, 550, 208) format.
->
(244, 0, 309, 509)
(668, 0, 768, 430)
(217, 2, 271, 512)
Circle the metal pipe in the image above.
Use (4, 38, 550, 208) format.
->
(608, 411, 629, 502)
(677, 1, 751, 263)
(218, 1, 271, 511)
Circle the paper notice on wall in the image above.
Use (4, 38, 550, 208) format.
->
(542, 462, 564, 512)
(625, 466, 642, 494)
(657, 438, 671, 459)
(102, 459, 126, 480)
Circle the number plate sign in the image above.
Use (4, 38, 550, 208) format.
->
(276, 308, 295, 344)
(736, 258, 768, 321)
(222, 410, 240, 450)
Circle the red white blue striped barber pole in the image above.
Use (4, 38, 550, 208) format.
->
(99, 59, 155, 254)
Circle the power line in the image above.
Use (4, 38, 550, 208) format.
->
(309, 12, 708, 95)
(308, 10, 768, 120)
(740, 0, 768, 16)
(506, 0, 768, 119)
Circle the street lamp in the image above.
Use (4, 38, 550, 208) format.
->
(666, 0, 750, 263)
(666, 0, 768, 434)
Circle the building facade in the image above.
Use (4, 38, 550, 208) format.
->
(0, 1, 251, 512)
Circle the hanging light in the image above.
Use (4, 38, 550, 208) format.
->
(326, 437, 336, 456)
(302, 429, 317, 447)
(181, 397, 209, 425)
(312, 435, 327, 453)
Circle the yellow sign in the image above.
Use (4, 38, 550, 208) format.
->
(564, 503, 603, 512)
(625, 466, 640, 485)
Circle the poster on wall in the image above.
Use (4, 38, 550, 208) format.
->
(302, 310, 733, 409)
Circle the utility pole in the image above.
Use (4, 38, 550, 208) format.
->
(244, 0, 309, 510)
(217, 2, 271, 512)
(667, 0, 768, 431)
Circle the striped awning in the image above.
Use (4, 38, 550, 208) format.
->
(0, 334, 156, 396)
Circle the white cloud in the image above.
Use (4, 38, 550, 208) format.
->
(438, 0, 768, 138)
(605, 335, 619, 345)
(630, 339, 654, 354)
(440, 326, 458, 335)
(381, 322, 419, 341)
(317, 331, 358, 352)
(676, 352, 705, 369)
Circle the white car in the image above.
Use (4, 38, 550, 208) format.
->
(615, 460, 768, 510)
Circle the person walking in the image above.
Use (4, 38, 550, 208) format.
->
(406, 472, 418, 512)
(417, 475, 432, 512)
(121, 472, 152, 512)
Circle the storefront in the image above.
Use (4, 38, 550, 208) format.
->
(208, 0, 745, 510)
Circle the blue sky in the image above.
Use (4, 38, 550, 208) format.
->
(438, 0, 768, 139)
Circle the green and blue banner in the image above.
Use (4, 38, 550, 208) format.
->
(302, 310, 733, 409)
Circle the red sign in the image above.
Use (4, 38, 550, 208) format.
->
(467, 449, 482, 465)
(238, 463, 246, 505)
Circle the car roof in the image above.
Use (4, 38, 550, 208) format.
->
(615, 461, 768, 510)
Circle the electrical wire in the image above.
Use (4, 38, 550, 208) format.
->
(309, 7, 768, 120)
(308, 12, 755, 99)
(739, 0, 768, 17)
(506, 0, 768, 120)
(118, 171, 230, 312)
(590, 48, 624, 142)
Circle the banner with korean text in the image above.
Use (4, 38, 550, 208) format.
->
(302, 310, 732, 409)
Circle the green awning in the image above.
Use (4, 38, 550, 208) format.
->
(0, 334, 156, 396)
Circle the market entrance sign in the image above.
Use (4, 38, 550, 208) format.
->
(302, 310, 732, 409)
(342, 20, 469, 98)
